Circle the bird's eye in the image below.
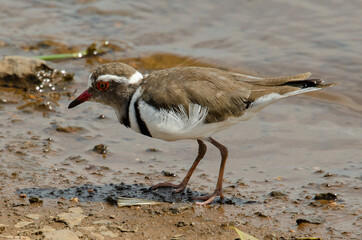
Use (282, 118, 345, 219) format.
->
(96, 81, 109, 91)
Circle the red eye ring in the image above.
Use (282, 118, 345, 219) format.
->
(96, 81, 109, 91)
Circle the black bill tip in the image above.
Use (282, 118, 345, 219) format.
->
(68, 99, 81, 109)
(68, 90, 91, 109)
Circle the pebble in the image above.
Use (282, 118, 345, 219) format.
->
(56, 207, 86, 228)
(79, 226, 96, 232)
(70, 197, 79, 203)
(171, 235, 186, 240)
(90, 233, 104, 240)
(19, 193, 27, 198)
(0, 224, 6, 233)
(93, 220, 113, 225)
(161, 170, 177, 177)
(314, 193, 337, 201)
(100, 230, 118, 238)
(43, 229, 80, 240)
(323, 172, 334, 177)
(169, 204, 193, 214)
(15, 221, 33, 228)
(41, 226, 55, 233)
(1, 237, 31, 240)
(29, 196, 43, 204)
(145, 148, 160, 152)
(176, 221, 187, 227)
(55, 125, 85, 133)
(93, 144, 107, 154)
(26, 214, 41, 220)
(296, 216, 325, 225)
(269, 191, 287, 197)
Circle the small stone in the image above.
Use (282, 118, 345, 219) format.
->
(112, 225, 137, 233)
(269, 191, 287, 197)
(171, 235, 186, 240)
(296, 217, 325, 225)
(161, 170, 177, 177)
(26, 214, 41, 220)
(43, 229, 80, 240)
(175, 221, 187, 228)
(99, 226, 107, 231)
(323, 172, 334, 177)
(68, 207, 84, 214)
(42, 225, 55, 233)
(100, 231, 118, 238)
(1, 237, 31, 240)
(93, 220, 112, 225)
(19, 193, 27, 198)
(169, 204, 193, 214)
(0, 224, 7, 233)
(29, 196, 43, 204)
(79, 226, 96, 232)
(314, 193, 337, 201)
(56, 207, 86, 228)
(55, 125, 85, 133)
(90, 233, 104, 240)
(254, 211, 268, 218)
(70, 197, 79, 203)
(145, 148, 160, 152)
(15, 221, 33, 228)
(93, 144, 107, 154)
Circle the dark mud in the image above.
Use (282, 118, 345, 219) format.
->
(17, 183, 254, 206)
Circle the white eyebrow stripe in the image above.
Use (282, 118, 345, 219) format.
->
(96, 74, 129, 83)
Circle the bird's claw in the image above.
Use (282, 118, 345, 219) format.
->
(193, 190, 224, 205)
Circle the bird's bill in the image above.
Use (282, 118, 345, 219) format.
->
(68, 90, 91, 109)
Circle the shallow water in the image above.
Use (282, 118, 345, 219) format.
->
(0, 0, 361, 239)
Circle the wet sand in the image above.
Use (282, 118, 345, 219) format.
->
(0, 0, 361, 239)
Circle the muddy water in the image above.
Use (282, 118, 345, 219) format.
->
(0, 0, 361, 239)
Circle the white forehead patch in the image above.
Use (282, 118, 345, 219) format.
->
(87, 73, 93, 88)
(88, 71, 143, 88)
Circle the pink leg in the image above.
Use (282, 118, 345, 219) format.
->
(194, 137, 228, 205)
(151, 139, 207, 193)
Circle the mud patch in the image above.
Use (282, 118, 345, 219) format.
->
(17, 183, 255, 206)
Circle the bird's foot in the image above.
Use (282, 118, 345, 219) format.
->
(193, 190, 224, 205)
(150, 182, 187, 193)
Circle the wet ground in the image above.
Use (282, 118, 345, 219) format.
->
(0, 0, 361, 239)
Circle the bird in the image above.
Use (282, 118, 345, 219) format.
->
(68, 62, 333, 205)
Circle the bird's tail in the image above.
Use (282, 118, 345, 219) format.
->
(230, 72, 335, 118)
(233, 72, 334, 100)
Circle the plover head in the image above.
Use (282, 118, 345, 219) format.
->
(68, 62, 143, 109)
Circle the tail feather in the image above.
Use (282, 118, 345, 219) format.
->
(232, 72, 312, 86)
(282, 78, 325, 88)
(232, 71, 335, 120)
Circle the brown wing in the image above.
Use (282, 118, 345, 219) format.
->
(140, 67, 328, 123)
(141, 67, 254, 123)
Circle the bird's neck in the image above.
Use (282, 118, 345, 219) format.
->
(113, 82, 142, 127)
